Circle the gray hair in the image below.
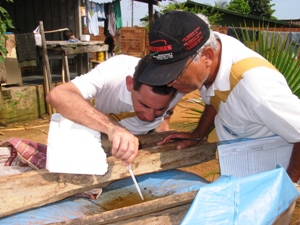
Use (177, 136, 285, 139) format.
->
(193, 13, 218, 61)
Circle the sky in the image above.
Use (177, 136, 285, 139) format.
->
(119, 0, 300, 26)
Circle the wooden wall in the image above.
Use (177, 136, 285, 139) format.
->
(3, 0, 80, 41)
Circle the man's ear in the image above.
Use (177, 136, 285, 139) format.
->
(202, 47, 214, 67)
(126, 76, 134, 91)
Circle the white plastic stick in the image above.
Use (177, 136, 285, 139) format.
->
(127, 164, 144, 200)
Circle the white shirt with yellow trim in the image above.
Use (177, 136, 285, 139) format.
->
(200, 32, 300, 143)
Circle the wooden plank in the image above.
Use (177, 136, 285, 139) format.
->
(101, 131, 187, 154)
(43, 1, 52, 35)
(0, 136, 216, 217)
(14, 0, 25, 33)
(62, 53, 70, 82)
(61, 45, 109, 55)
(110, 204, 191, 225)
(25, 0, 36, 31)
(53, 190, 198, 225)
(50, 0, 61, 40)
(46, 41, 105, 47)
(74, 0, 81, 38)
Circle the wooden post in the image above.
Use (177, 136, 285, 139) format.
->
(39, 21, 53, 115)
(148, 2, 154, 30)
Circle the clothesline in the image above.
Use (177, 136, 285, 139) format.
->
(86, 0, 122, 36)
(89, 0, 115, 3)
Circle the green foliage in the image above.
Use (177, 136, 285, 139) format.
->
(227, 0, 251, 14)
(160, 2, 223, 27)
(214, 0, 229, 9)
(160, 2, 188, 12)
(237, 25, 300, 97)
(247, 0, 275, 18)
(0, 0, 15, 63)
(141, 3, 223, 31)
(140, 15, 150, 31)
(172, 98, 205, 132)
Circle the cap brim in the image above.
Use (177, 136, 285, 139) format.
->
(139, 57, 190, 86)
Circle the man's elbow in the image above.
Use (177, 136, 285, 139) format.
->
(46, 87, 59, 106)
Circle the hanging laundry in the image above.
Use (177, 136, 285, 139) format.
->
(97, 3, 106, 21)
(90, 0, 105, 3)
(227, 26, 258, 43)
(87, 1, 100, 36)
(104, 3, 116, 36)
(261, 30, 290, 51)
(15, 33, 37, 68)
(113, 0, 123, 29)
(288, 32, 300, 57)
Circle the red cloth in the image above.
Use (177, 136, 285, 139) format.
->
(1, 137, 46, 169)
(0, 137, 103, 199)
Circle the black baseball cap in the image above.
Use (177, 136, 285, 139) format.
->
(139, 11, 210, 85)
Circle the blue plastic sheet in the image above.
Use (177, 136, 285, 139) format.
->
(0, 169, 209, 224)
(181, 166, 300, 225)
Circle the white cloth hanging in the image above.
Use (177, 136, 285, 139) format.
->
(87, 1, 100, 36)
(90, 0, 113, 3)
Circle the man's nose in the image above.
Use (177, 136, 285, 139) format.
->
(144, 109, 156, 121)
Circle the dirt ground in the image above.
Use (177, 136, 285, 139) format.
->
(0, 90, 299, 224)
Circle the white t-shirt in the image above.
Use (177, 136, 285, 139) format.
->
(200, 32, 300, 143)
(72, 54, 183, 135)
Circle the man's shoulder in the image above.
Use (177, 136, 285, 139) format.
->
(112, 54, 141, 61)
(105, 54, 139, 67)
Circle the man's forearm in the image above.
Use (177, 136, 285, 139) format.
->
(46, 82, 116, 134)
(46, 82, 139, 165)
(192, 104, 217, 139)
(287, 142, 300, 183)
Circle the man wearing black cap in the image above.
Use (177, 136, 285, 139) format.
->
(47, 54, 182, 165)
(139, 11, 300, 183)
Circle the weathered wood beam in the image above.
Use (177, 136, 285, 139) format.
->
(53, 190, 198, 225)
(0, 132, 217, 217)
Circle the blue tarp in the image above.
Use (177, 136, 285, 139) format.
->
(2, 167, 298, 225)
(0, 169, 209, 224)
(181, 166, 300, 225)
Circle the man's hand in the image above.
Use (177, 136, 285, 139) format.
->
(157, 132, 203, 150)
(159, 104, 215, 149)
(155, 116, 170, 132)
(108, 125, 139, 165)
(287, 142, 300, 183)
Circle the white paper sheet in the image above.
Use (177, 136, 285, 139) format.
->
(46, 113, 108, 175)
(218, 136, 293, 178)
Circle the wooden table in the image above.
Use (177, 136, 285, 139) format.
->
(45, 40, 109, 82)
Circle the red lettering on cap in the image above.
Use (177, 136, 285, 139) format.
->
(182, 26, 205, 51)
(150, 39, 172, 52)
(150, 45, 172, 52)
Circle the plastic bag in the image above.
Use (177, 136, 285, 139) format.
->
(181, 166, 300, 225)
(33, 26, 42, 46)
